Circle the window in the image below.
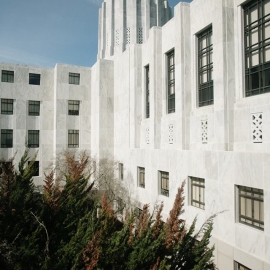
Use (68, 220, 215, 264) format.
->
(69, 72, 80, 85)
(119, 163, 123, 180)
(0, 161, 12, 180)
(29, 73, 40, 85)
(1, 129, 13, 148)
(28, 130, 39, 148)
(160, 171, 169, 196)
(138, 167, 145, 188)
(234, 261, 251, 270)
(28, 161, 39, 177)
(237, 185, 264, 230)
(190, 177, 205, 209)
(28, 101, 40, 116)
(1, 99, 13, 115)
(145, 65, 150, 118)
(244, 0, 270, 96)
(68, 130, 79, 148)
(68, 100, 80, 115)
(167, 50, 175, 113)
(1, 70, 14, 83)
(198, 26, 213, 107)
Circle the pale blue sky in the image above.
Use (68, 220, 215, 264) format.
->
(0, 0, 192, 68)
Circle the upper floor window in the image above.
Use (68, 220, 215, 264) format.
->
(68, 100, 80, 115)
(68, 130, 79, 148)
(69, 72, 80, 85)
(190, 176, 205, 209)
(1, 70, 14, 83)
(145, 65, 150, 118)
(28, 101, 40, 116)
(29, 73, 40, 85)
(159, 171, 169, 197)
(1, 99, 13, 115)
(138, 167, 145, 188)
(167, 50, 175, 113)
(1, 129, 13, 148)
(237, 185, 264, 230)
(28, 130, 39, 148)
(244, 0, 270, 97)
(198, 26, 213, 107)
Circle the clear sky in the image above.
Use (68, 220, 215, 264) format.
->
(0, 0, 192, 68)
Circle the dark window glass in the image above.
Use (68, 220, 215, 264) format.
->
(68, 130, 79, 148)
(1, 129, 13, 148)
(244, 0, 270, 96)
(145, 66, 150, 118)
(167, 51, 175, 113)
(28, 130, 39, 148)
(29, 73, 40, 85)
(160, 171, 169, 196)
(198, 27, 213, 107)
(235, 261, 251, 270)
(1, 70, 14, 83)
(69, 73, 80, 85)
(190, 177, 205, 209)
(29, 101, 40, 116)
(1, 99, 13, 115)
(119, 163, 124, 180)
(68, 100, 80, 115)
(238, 185, 264, 230)
(28, 161, 39, 176)
(138, 167, 145, 188)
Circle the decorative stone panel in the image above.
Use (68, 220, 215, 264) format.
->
(115, 29, 119, 46)
(146, 127, 149, 144)
(252, 113, 262, 143)
(201, 120, 208, 144)
(138, 28, 143, 44)
(169, 124, 174, 144)
(126, 27, 130, 44)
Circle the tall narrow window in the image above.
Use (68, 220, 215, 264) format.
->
(29, 73, 40, 85)
(69, 73, 80, 85)
(198, 27, 213, 107)
(68, 100, 80, 115)
(1, 99, 13, 115)
(244, 0, 270, 96)
(190, 177, 205, 209)
(119, 163, 124, 180)
(68, 130, 79, 148)
(29, 101, 40, 116)
(167, 50, 175, 113)
(1, 70, 14, 83)
(1, 129, 13, 148)
(160, 171, 169, 197)
(237, 185, 264, 230)
(145, 65, 150, 118)
(28, 130, 39, 148)
(138, 167, 145, 188)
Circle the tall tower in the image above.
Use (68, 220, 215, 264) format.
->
(97, 0, 172, 60)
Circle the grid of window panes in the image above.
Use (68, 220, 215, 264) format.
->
(68, 130, 79, 148)
(68, 100, 80, 115)
(28, 161, 39, 176)
(167, 51, 175, 113)
(28, 130, 39, 148)
(235, 261, 251, 270)
(239, 185, 264, 230)
(160, 171, 169, 196)
(145, 65, 150, 118)
(1, 129, 13, 148)
(29, 73, 40, 85)
(198, 27, 213, 107)
(69, 72, 80, 85)
(119, 163, 124, 180)
(138, 167, 145, 188)
(1, 99, 13, 115)
(1, 70, 14, 83)
(29, 101, 40, 116)
(191, 177, 205, 209)
(244, 0, 270, 96)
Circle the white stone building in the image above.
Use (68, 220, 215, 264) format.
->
(0, 0, 270, 269)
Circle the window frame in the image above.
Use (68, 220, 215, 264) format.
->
(1, 70, 14, 83)
(68, 100, 80, 115)
(138, 167, 145, 188)
(69, 72, 80, 85)
(28, 100, 40, 116)
(145, 65, 150, 118)
(190, 176, 205, 210)
(159, 171, 169, 197)
(28, 130, 40, 148)
(1, 99, 13, 115)
(234, 261, 251, 270)
(68, 130, 79, 148)
(29, 73, 41, 85)
(166, 50, 175, 113)
(1, 129, 13, 148)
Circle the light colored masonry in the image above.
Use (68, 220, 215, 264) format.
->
(0, 0, 270, 269)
